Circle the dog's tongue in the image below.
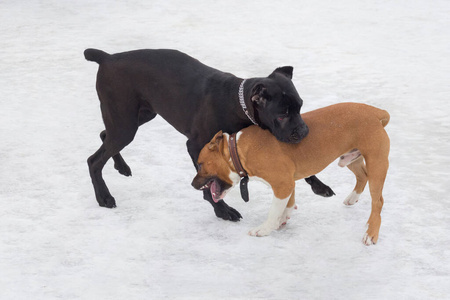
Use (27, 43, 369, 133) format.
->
(210, 180, 221, 203)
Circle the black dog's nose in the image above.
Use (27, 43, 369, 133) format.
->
(291, 125, 309, 142)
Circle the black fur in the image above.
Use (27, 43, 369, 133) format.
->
(84, 49, 334, 221)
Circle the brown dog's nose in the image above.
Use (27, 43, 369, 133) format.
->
(191, 174, 203, 190)
(191, 176, 198, 189)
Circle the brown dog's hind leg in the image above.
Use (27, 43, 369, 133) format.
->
(362, 148, 389, 245)
(343, 156, 368, 205)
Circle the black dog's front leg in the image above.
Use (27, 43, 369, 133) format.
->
(305, 175, 335, 197)
(187, 139, 242, 221)
(203, 191, 242, 221)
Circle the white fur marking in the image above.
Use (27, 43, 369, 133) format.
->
(228, 168, 241, 186)
(248, 193, 291, 237)
(343, 191, 361, 206)
(362, 233, 374, 245)
(235, 131, 243, 141)
(280, 205, 296, 226)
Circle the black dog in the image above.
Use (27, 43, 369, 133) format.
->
(84, 49, 334, 221)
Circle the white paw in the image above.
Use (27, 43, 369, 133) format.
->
(248, 223, 277, 237)
(343, 191, 360, 206)
(362, 233, 375, 246)
(280, 205, 297, 226)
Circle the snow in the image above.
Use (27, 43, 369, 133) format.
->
(1, 0, 449, 299)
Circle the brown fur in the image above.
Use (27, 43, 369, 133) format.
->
(193, 102, 390, 244)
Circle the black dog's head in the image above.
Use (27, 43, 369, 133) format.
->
(249, 67, 309, 144)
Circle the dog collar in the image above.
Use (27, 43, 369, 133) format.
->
(229, 132, 250, 202)
(239, 79, 258, 126)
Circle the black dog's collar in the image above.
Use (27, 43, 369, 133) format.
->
(239, 79, 258, 126)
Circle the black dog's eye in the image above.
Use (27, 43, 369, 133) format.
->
(277, 109, 289, 121)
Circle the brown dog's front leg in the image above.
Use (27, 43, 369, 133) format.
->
(248, 191, 292, 237)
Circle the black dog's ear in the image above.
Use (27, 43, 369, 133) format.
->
(251, 84, 268, 107)
(270, 66, 293, 79)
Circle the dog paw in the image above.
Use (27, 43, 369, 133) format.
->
(214, 200, 242, 221)
(312, 183, 335, 197)
(280, 205, 297, 226)
(362, 233, 376, 246)
(98, 196, 117, 208)
(343, 191, 360, 206)
(248, 222, 277, 237)
(305, 176, 335, 197)
(114, 161, 132, 177)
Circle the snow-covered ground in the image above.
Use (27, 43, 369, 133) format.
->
(1, 0, 449, 299)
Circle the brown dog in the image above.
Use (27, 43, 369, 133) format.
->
(191, 103, 390, 245)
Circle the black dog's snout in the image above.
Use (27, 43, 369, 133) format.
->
(290, 131, 300, 141)
(300, 124, 309, 138)
(290, 124, 309, 142)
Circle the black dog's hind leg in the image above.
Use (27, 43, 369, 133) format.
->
(100, 110, 157, 177)
(88, 100, 147, 208)
(88, 143, 117, 208)
(88, 120, 139, 208)
(100, 130, 132, 176)
(187, 139, 242, 221)
(305, 175, 335, 197)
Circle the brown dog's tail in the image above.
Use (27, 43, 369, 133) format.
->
(84, 48, 110, 64)
(375, 108, 390, 127)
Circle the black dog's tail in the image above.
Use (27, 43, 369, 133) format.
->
(84, 48, 110, 64)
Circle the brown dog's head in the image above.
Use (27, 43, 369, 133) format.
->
(191, 131, 238, 203)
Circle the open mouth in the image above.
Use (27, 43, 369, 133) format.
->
(199, 179, 224, 203)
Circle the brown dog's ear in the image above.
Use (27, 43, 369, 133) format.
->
(270, 66, 293, 79)
(251, 84, 268, 107)
(208, 131, 223, 151)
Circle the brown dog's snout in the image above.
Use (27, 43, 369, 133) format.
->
(191, 174, 210, 190)
(191, 174, 201, 190)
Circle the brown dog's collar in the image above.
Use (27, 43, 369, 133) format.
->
(229, 132, 250, 202)
(228, 133, 247, 178)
